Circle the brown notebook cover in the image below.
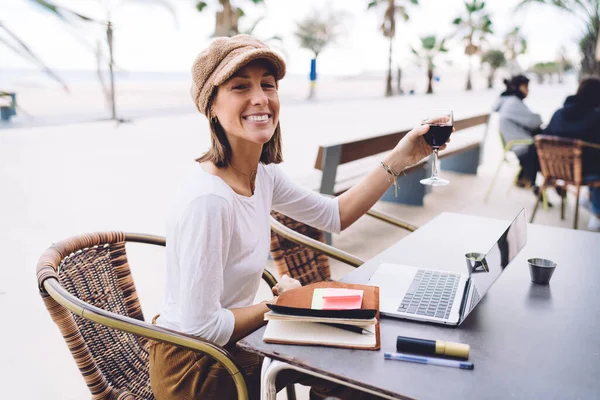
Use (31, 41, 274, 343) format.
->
(264, 281, 381, 350)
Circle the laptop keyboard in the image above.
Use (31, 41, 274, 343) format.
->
(397, 270, 460, 319)
(470, 286, 481, 310)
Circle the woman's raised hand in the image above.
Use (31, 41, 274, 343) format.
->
(272, 274, 302, 296)
(392, 124, 452, 167)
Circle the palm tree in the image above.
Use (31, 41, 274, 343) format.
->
(411, 35, 448, 94)
(367, 0, 419, 97)
(295, 9, 345, 99)
(481, 49, 506, 89)
(517, 0, 600, 76)
(194, 0, 265, 37)
(452, 0, 493, 91)
(503, 27, 527, 74)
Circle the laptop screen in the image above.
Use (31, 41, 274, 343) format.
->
(459, 209, 528, 323)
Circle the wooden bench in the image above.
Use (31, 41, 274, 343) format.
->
(313, 114, 490, 206)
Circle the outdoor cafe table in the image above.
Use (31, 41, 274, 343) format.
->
(238, 212, 600, 399)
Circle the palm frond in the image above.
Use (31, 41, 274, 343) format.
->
(367, 0, 380, 10)
(421, 35, 436, 50)
(195, 1, 208, 12)
(0, 24, 68, 91)
(28, 0, 97, 24)
(396, 6, 410, 21)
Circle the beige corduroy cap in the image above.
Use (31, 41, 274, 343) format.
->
(190, 34, 286, 116)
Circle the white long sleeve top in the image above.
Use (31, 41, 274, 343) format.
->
(155, 163, 341, 345)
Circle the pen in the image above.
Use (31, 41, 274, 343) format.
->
(319, 322, 374, 335)
(384, 352, 474, 370)
(396, 335, 470, 359)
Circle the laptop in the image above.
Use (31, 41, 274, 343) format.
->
(367, 209, 528, 326)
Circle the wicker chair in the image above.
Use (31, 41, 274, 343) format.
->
(36, 231, 280, 400)
(530, 135, 600, 229)
(270, 208, 418, 283)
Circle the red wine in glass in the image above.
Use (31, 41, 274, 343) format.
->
(424, 124, 453, 148)
(420, 110, 453, 186)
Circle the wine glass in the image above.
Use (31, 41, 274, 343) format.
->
(420, 110, 453, 186)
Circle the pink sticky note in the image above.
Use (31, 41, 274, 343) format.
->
(321, 288, 363, 310)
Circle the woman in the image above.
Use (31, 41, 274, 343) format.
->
(544, 76, 600, 231)
(149, 34, 444, 399)
(493, 75, 543, 188)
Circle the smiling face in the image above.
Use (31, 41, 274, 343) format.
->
(211, 59, 280, 147)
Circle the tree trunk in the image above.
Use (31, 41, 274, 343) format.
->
(215, 0, 239, 37)
(487, 68, 495, 89)
(385, 36, 393, 97)
(107, 21, 117, 121)
(396, 66, 403, 94)
(466, 54, 473, 91)
(426, 67, 433, 94)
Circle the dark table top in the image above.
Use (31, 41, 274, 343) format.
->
(238, 212, 600, 400)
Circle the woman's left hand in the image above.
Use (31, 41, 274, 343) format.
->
(272, 274, 301, 296)
(392, 124, 452, 167)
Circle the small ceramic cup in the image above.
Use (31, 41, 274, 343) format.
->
(527, 258, 557, 284)
(465, 252, 489, 274)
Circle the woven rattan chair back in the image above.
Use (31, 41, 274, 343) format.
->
(269, 211, 331, 285)
(37, 232, 153, 400)
(535, 135, 583, 185)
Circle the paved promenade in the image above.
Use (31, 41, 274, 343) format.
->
(0, 82, 592, 399)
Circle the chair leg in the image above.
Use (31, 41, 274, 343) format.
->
(285, 384, 297, 400)
(574, 185, 581, 230)
(484, 159, 506, 202)
(530, 183, 546, 223)
(542, 189, 549, 211)
(506, 164, 522, 195)
(559, 190, 565, 220)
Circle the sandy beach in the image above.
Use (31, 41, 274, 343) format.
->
(1, 67, 567, 127)
(0, 76, 590, 399)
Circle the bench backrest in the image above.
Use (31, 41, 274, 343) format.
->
(314, 114, 490, 170)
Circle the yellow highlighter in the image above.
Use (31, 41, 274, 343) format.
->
(396, 336, 470, 360)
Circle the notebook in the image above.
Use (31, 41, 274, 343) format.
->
(262, 281, 381, 350)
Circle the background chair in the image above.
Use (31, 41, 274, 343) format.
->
(484, 129, 534, 201)
(36, 231, 280, 400)
(270, 208, 418, 284)
(530, 135, 600, 229)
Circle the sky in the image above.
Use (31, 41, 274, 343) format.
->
(0, 0, 585, 77)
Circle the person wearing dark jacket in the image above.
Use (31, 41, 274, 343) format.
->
(493, 75, 543, 188)
(544, 76, 600, 231)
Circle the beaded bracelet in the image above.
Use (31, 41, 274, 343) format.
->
(381, 161, 402, 197)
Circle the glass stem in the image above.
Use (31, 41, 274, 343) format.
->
(431, 148, 440, 179)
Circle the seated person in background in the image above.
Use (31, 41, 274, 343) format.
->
(493, 75, 543, 189)
(544, 76, 600, 231)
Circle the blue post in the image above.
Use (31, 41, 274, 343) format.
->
(308, 58, 317, 99)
